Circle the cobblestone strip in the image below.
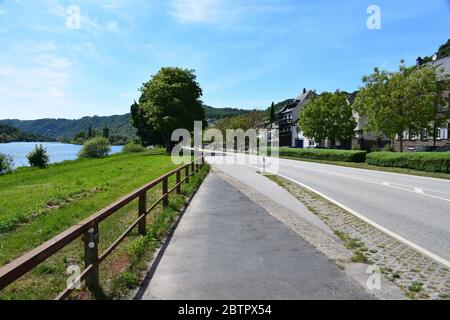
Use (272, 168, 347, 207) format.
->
(268, 175, 450, 300)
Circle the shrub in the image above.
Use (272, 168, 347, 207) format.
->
(366, 152, 450, 173)
(0, 153, 13, 174)
(27, 145, 49, 168)
(279, 148, 367, 163)
(122, 142, 146, 153)
(381, 144, 395, 152)
(78, 137, 111, 159)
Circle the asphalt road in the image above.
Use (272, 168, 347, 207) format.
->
(207, 154, 450, 264)
(139, 173, 372, 300)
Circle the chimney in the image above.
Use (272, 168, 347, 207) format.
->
(416, 57, 423, 66)
(303, 88, 306, 94)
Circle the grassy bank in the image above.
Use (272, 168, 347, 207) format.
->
(0, 149, 176, 238)
(0, 150, 208, 299)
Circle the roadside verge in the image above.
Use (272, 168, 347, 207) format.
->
(265, 174, 450, 300)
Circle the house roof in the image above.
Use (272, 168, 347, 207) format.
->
(278, 101, 298, 114)
(430, 56, 450, 81)
(276, 90, 317, 115)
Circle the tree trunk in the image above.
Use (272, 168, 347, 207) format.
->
(399, 135, 403, 153)
(330, 138, 336, 148)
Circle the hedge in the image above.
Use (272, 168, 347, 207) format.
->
(278, 148, 367, 163)
(366, 152, 450, 173)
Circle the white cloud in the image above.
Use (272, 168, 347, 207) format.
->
(98, 0, 119, 10)
(0, 41, 73, 119)
(168, 0, 292, 27)
(169, 0, 221, 23)
(106, 20, 119, 32)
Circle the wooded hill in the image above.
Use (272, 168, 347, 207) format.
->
(0, 124, 53, 143)
(0, 105, 266, 141)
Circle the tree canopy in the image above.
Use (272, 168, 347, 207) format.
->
(131, 67, 205, 149)
(299, 91, 356, 146)
(353, 62, 449, 150)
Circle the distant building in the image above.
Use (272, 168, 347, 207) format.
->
(275, 88, 317, 148)
(349, 91, 391, 150)
(274, 88, 390, 150)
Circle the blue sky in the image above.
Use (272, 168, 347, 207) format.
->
(0, 0, 449, 120)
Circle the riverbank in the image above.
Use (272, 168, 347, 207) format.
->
(0, 149, 195, 299)
(0, 142, 123, 168)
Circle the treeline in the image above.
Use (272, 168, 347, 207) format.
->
(0, 114, 136, 141)
(0, 124, 53, 143)
(203, 105, 253, 121)
(68, 126, 131, 146)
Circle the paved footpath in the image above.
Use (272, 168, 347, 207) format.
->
(137, 172, 373, 300)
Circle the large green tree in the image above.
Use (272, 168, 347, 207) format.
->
(354, 62, 449, 151)
(300, 91, 356, 146)
(405, 64, 449, 146)
(131, 67, 205, 150)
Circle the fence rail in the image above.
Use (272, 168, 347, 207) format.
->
(0, 156, 205, 300)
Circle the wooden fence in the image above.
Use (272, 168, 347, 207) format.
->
(0, 156, 205, 299)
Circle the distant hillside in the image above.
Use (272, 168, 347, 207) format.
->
(437, 38, 450, 59)
(0, 105, 261, 140)
(423, 38, 450, 63)
(0, 124, 52, 143)
(0, 114, 135, 141)
(203, 105, 253, 121)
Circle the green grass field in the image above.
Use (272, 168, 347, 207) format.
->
(0, 150, 207, 299)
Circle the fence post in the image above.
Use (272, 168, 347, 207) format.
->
(185, 165, 189, 183)
(162, 177, 169, 208)
(138, 192, 147, 236)
(84, 224, 99, 292)
(176, 170, 181, 194)
(191, 161, 195, 173)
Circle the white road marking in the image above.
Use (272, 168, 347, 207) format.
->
(277, 162, 450, 202)
(414, 188, 425, 194)
(241, 163, 450, 268)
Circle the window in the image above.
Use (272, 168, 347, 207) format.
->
(421, 129, 428, 140)
(437, 128, 442, 139)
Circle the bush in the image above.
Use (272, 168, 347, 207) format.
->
(381, 144, 395, 152)
(279, 148, 367, 163)
(27, 145, 49, 168)
(0, 153, 13, 174)
(122, 142, 146, 153)
(78, 137, 111, 159)
(366, 152, 450, 173)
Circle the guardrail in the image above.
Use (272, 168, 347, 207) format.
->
(0, 156, 205, 300)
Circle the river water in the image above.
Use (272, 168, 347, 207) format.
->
(0, 142, 123, 168)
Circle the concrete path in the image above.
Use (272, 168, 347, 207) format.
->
(138, 172, 372, 300)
